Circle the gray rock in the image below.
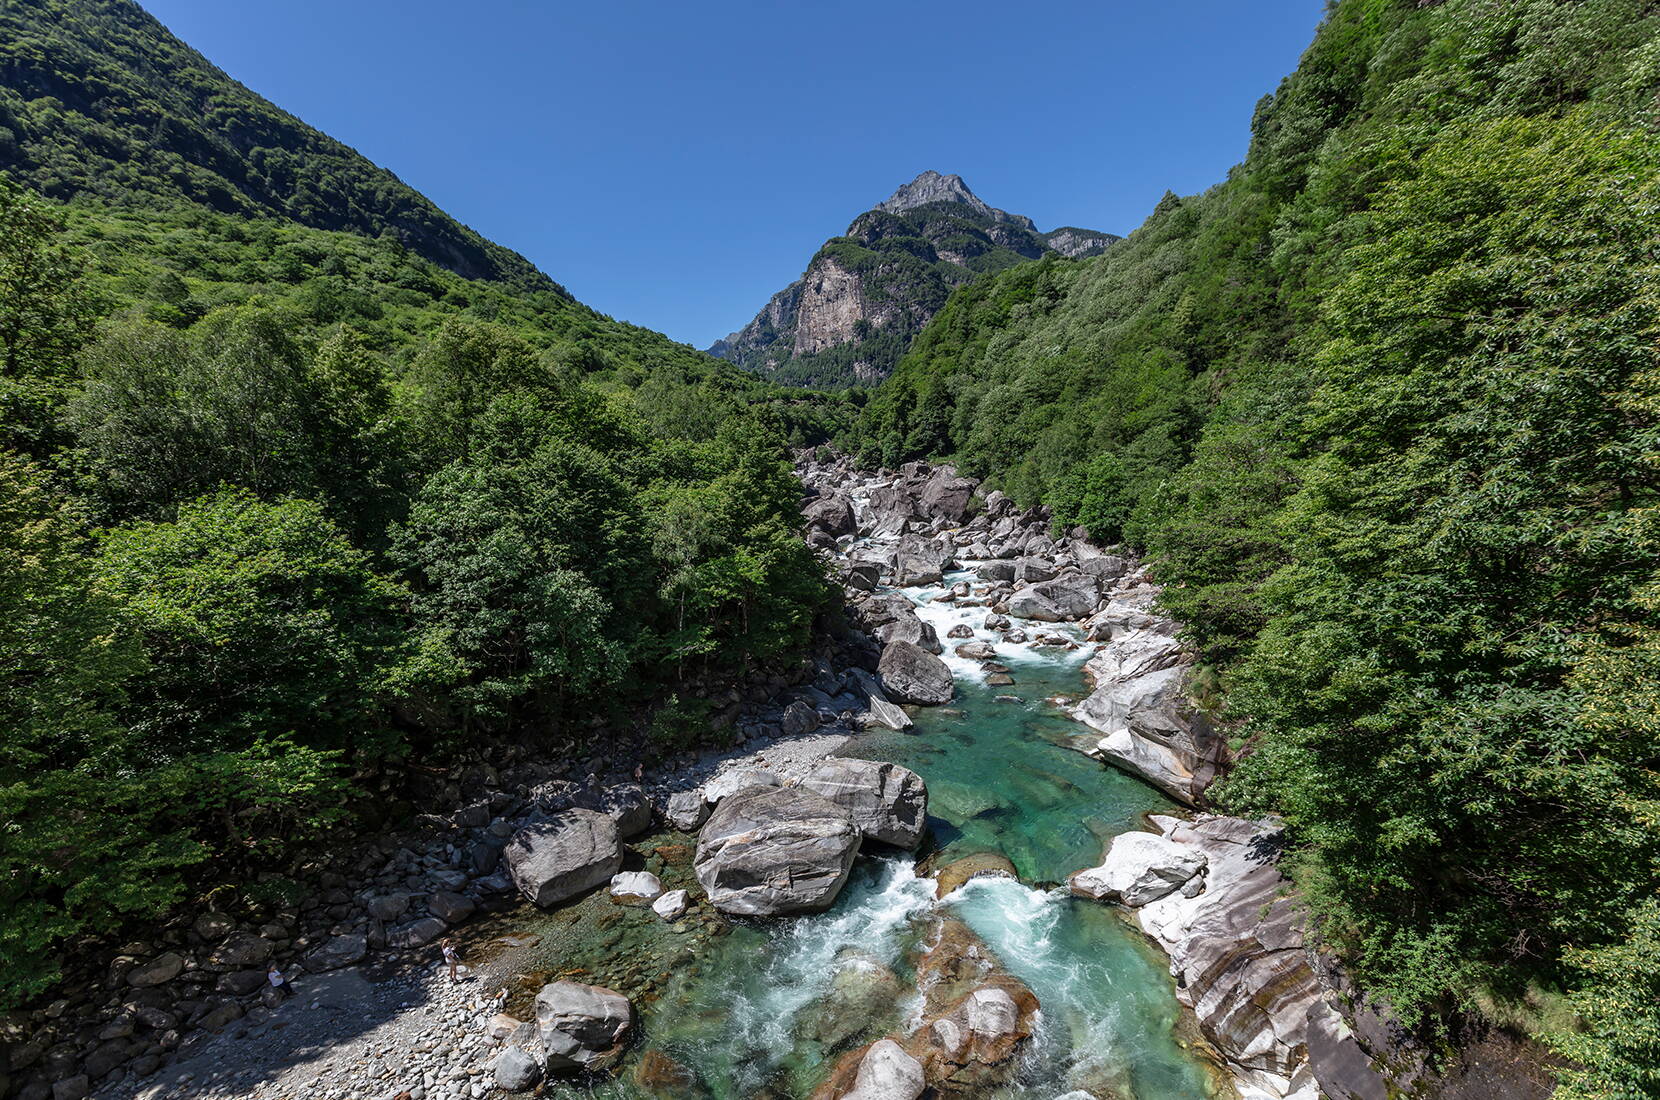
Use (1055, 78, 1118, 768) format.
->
(892, 535, 954, 587)
(917, 468, 976, 522)
(388, 916, 448, 949)
(51, 1076, 89, 1100)
(366, 893, 410, 921)
(609, 871, 663, 900)
(1008, 575, 1099, 622)
(505, 810, 623, 907)
(493, 1046, 543, 1092)
(800, 758, 928, 850)
(652, 889, 689, 920)
(208, 931, 272, 968)
(863, 696, 914, 732)
(304, 933, 367, 972)
(1069, 830, 1208, 906)
(841, 1038, 926, 1100)
(125, 953, 184, 988)
(876, 610, 943, 654)
(428, 890, 475, 924)
(216, 969, 268, 995)
(782, 700, 821, 736)
(1011, 556, 1056, 584)
(694, 785, 860, 916)
(702, 766, 781, 805)
(805, 494, 856, 536)
(975, 560, 1015, 583)
(1075, 665, 1224, 805)
(534, 981, 633, 1070)
(665, 789, 710, 831)
(878, 641, 954, 706)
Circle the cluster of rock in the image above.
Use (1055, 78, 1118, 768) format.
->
(1070, 817, 1387, 1100)
(802, 451, 1390, 1100)
(811, 917, 1040, 1100)
(488, 980, 635, 1092)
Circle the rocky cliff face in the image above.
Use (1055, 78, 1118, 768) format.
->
(710, 172, 1118, 387)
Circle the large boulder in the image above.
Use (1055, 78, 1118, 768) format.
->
(805, 495, 856, 537)
(800, 758, 928, 850)
(303, 933, 366, 972)
(892, 535, 955, 587)
(1007, 575, 1099, 622)
(505, 809, 624, 907)
(1068, 830, 1208, 906)
(694, 785, 860, 916)
(534, 981, 633, 1071)
(494, 1046, 543, 1092)
(917, 468, 977, 523)
(876, 610, 942, 655)
(878, 641, 954, 706)
(664, 789, 710, 831)
(126, 953, 184, 987)
(702, 765, 781, 805)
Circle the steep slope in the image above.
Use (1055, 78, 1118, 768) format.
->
(0, 0, 549, 289)
(711, 171, 1117, 387)
(857, 1, 1660, 1093)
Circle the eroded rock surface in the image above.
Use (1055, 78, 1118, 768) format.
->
(693, 785, 861, 915)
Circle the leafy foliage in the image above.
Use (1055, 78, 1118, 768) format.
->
(855, 0, 1660, 1082)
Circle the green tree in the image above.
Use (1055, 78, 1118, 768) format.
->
(0, 178, 96, 455)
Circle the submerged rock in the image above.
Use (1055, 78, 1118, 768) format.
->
(694, 785, 860, 915)
(931, 852, 1018, 898)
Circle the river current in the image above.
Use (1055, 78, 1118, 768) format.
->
(510, 570, 1223, 1099)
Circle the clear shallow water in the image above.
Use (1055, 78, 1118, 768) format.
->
(524, 572, 1221, 1098)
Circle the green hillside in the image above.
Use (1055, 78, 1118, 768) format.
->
(858, 1, 1660, 1093)
(0, 0, 846, 1005)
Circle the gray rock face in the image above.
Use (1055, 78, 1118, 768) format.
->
(387, 916, 447, 949)
(366, 893, 410, 921)
(805, 495, 856, 536)
(878, 641, 954, 705)
(1075, 664, 1223, 805)
(1132, 816, 1388, 1100)
(534, 981, 633, 1071)
(694, 785, 860, 915)
(863, 696, 914, 732)
(208, 932, 271, 968)
(783, 699, 822, 736)
(800, 759, 928, 850)
(1068, 830, 1207, 906)
(125, 953, 184, 988)
(505, 810, 623, 908)
(892, 535, 954, 587)
(876, 610, 942, 654)
(428, 890, 475, 924)
(917, 468, 976, 523)
(702, 766, 781, 805)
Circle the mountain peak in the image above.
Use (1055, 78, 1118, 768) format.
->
(878, 171, 987, 216)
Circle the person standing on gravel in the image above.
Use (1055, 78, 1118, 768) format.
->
(266, 963, 290, 999)
(441, 938, 460, 983)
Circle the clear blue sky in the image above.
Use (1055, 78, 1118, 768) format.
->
(140, 0, 1328, 349)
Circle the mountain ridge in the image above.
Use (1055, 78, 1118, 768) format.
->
(709, 171, 1118, 388)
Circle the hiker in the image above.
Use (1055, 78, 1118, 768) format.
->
(441, 937, 460, 983)
(266, 963, 290, 999)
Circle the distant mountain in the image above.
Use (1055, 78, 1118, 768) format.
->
(0, 0, 553, 290)
(710, 171, 1118, 387)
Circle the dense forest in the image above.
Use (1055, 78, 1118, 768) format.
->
(860, 0, 1660, 1095)
(0, 0, 849, 1009)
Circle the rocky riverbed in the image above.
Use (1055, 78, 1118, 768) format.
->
(7, 451, 1402, 1100)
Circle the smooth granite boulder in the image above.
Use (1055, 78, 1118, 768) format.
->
(505, 810, 623, 907)
(800, 758, 929, 850)
(878, 641, 954, 706)
(694, 785, 860, 916)
(534, 981, 633, 1071)
(1068, 830, 1208, 906)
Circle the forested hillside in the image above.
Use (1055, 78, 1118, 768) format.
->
(0, 0, 845, 1007)
(858, 1, 1660, 1094)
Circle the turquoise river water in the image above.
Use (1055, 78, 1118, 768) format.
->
(504, 572, 1224, 1099)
